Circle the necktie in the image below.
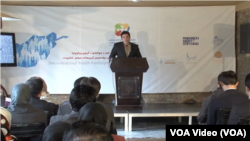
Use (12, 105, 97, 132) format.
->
(125, 45, 129, 57)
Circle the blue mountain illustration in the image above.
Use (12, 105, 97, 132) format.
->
(16, 32, 68, 67)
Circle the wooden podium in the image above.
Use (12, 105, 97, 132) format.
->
(110, 58, 149, 110)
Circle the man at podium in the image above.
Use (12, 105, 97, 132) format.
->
(109, 31, 142, 61)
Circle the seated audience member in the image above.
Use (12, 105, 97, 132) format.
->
(1, 107, 17, 141)
(207, 71, 249, 125)
(63, 121, 113, 141)
(78, 102, 124, 141)
(58, 76, 117, 134)
(33, 76, 51, 102)
(7, 83, 47, 125)
(42, 121, 71, 141)
(57, 77, 87, 115)
(197, 75, 224, 124)
(228, 73, 250, 124)
(80, 77, 117, 134)
(78, 102, 108, 127)
(50, 84, 96, 124)
(26, 77, 58, 114)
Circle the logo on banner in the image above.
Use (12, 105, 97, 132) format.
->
(160, 58, 177, 64)
(183, 37, 199, 45)
(186, 53, 197, 61)
(213, 36, 223, 46)
(114, 23, 130, 36)
(214, 51, 223, 58)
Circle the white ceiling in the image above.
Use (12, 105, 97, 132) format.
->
(0, 0, 245, 7)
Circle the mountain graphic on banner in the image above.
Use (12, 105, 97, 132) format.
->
(16, 32, 68, 67)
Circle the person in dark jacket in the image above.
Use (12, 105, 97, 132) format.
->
(197, 73, 224, 124)
(109, 31, 142, 62)
(228, 73, 250, 124)
(207, 71, 249, 125)
(26, 77, 58, 114)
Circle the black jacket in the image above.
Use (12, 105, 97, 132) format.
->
(109, 42, 142, 59)
(207, 89, 248, 125)
(30, 96, 58, 114)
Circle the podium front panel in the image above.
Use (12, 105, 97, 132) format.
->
(118, 76, 140, 99)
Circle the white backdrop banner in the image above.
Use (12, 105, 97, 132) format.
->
(0, 6, 235, 94)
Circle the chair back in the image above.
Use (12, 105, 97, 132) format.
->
(217, 108, 231, 125)
(11, 122, 46, 139)
(238, 116, 250, 125)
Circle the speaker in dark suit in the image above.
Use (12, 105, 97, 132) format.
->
(109, 31, 142, 61)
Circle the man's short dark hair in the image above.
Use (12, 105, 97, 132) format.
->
(80, 77, 101, 97)
(63, 121, 113, 141)
(70, 84, 96, 112)
(121, 31, 130, 38)
(74, 77, 87, 87)
(25, 77, 43, 97)
(245, 73, 250, 89)
(218, 70, 238, 85)
(217, 73, 222, 88)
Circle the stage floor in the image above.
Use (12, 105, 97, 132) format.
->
(116, 116, 199, 139)
(109, 103, 202, 131)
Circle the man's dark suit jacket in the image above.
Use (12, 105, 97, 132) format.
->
(57, 101, 117, 134)
(197, 88, 224, 124)
(228, 99, 250, 124)
(207, 89, 248, 125)
(109, 42, 142, 59)
(30, 96, 59, 114)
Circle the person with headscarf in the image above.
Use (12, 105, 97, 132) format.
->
(7, 83, 47, 125)
(1, 107, 17, 141)
(77, 102, 125, 141)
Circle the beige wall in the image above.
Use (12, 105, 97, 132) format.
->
(236, 1, 250, 11)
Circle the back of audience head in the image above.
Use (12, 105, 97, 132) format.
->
(70, 84, 96, 112)
(63, 121, 113, 141)
(245, 73, 250, 96)
(30, 76, 49, 96)
(217, 73, 223, 89)
(43, 121, 71, 141)
(10, 83, 31, 105)
(74, 77, 87, 87)
(80, 77, 101, 98)
(78, 102, 108, 127)
(218, 70, 238, 91)
(25, 77, 43, 98)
